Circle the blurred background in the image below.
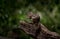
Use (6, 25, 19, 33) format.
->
(0, 0, 60, 39)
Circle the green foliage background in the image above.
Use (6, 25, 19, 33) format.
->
(0, 0, 60, 39)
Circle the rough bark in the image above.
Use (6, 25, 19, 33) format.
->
(19, 21, 60, 39)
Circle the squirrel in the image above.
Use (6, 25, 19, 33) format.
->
(27, 12, 40, 24)
(27, 12, 41, 39)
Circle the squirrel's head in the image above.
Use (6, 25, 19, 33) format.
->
(28, 12, 40, 23)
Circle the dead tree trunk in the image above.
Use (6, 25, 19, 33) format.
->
(19, 21, 60, 39)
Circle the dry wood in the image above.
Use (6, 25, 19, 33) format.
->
(20, 21, 60, 39)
